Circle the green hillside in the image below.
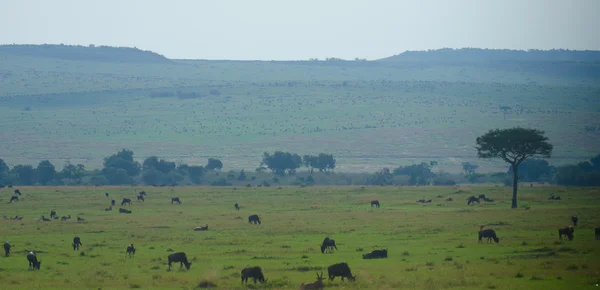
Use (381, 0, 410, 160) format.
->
(0, 45, 598, 172)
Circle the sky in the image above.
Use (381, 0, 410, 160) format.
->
(1, 0, 599, 60)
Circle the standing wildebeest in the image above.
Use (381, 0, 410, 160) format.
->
(60, 215, 71, 221)
(126, 244, 135, 257)
(111, 199, 116, 206)
(121, 198, 132, 206)
(572, 216, 578, 226)
(478, 226, 499, 243)
(248, 214, 261, 225)
(549, 195, 561, 200)
(137, 195, 144, 202)
(105, 192, 109, 197)
(327, 262, 355, 281)
(50, 209, 57, 219)
(72, 236, 83, 250)
(362, 249, 388, 259)
(167, 252, 192, 270)
(558, 226, 574, 241)
(4, 241, 10, 257)
(26, 251, 41, 270)
(466, 196, 480, 205)
(9, 196, 19, 203)
(77, 216, 85, 223)
(595, 227, 600, 240)
(171, 197, 181, 204)
(300, 272, 324, 290)
(194, 224, 208, 231)
(14, 189, 21, 195)
(241, 266, 266, 284)
(445, 197, 453, 202)
(370, 200, 380, 208)
(235, 203, 240, 210)
(139, 191, 147, 196)
(321, 237, 338, 254)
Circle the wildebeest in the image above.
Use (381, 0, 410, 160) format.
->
(417, 199, 432, 203)
(466, 196, 480, 205)
(370, 200, 380, 208)
(105, 192, 109, 197)
(105, 206, 112, 211)
(41, 216, 51, 221)
(248, 214, 261, 225)
(60, 215, 71, 221)
(139, 191, 147, 196)
(171, 197, 181, 204)
(167, 252, 192, 270)
(241, 266, 266, 284)
(478, 226, 499, 243)
(119, 208, 132, 214)
(362, 249, 388, 259)
(549, 195, 561, 200)
(77, 216, 85, 223)
(27, 251, 41, 270)
(9, 196, 19, 203)
(445, 197, 453, 202)
(4, 241, 10, 257)
(558, 226, 574, 241)
(595, 227, 600, 240)
(137, 195, 144, 202)
(572, 216, 578, 226)
(72, 236, 82, 250)
(300, 272, 324, 290)
(14, 189, 21, 195)
(320, 237, 338, 254)
(50, 209, 57, 218)
(111, 199, 116, 206)
(194, 224, 209, 231)
(121, 198, 132, 206)
(327, 262, 355, 281)
(126, 244, 135, 257)
(235, 203, 240, 210)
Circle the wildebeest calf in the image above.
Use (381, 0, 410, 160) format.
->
(3, 242, 10, 257)
(126, 244, 136, 257)
(321, 237, 338, 254)
(171, 197, 181, 204)
(571, 216, 578, 226)
(478, 227, 499, 243)
(121, 198, 132, 206)
(370, 200, 380, 208)
(194, 224, 208, 231)
(327, 262, 355, 281)
(362, 249, 388, 259)
(248, 214, 261, 225)
(73, 236, 83, 250)
(27, 251, 41, 270)
(241, 266, 266, 284)
(168, 252, 192, 270)
(558, 226, 574, 241)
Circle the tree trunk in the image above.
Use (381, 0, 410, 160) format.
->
(512, 163, 518, 208)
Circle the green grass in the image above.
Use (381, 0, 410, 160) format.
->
(0, 185, 598, 289)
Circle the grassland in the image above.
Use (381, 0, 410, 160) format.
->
(0, 185, 598, 289)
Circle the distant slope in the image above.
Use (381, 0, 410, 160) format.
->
(378, 48, 600, 62)
(0, 44, 171, 64)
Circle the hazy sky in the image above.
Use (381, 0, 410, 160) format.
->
(1, 0, 599, 60)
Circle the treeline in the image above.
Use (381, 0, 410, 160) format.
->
(379, 48, 600, 62)
(0, 44, 171, 64)
(0, 150, 598, 187)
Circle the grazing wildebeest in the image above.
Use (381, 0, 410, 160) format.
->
(572, 216, 578, 226)
(478, 226, 499, 243)
(362, 249, 388, 259)
(50, 209, 57, 219)
(72, 236, 82, 250)
(105, 206, 112, 211)
(558, 226, 574, 241)
(139, 191, 146, 196)
(466, 196, 480, 205)
(320, 237, 338, 254)
(77, 216, 85, 223)
(171, 197, 181, 204)
(137, 195, 144, 202)
(4, 241, 11, 257)
(9, 196, 19, 203)
(60, 215, 71, 221)
(241, 266, 266, 284)
(194, 224, 208, 231)
(445, 197, 453, 202)
(111, 199, 116, 206)
(26, 251, 41, 270)
(119, 208, 132, 214)
(327, 262, 355, 281)
(14, 189, 21, 195)
(235, 203, 240, 210)
(549, 195, 561, 200)
(126, 244, 135, 257)
(248, 214, 261, 225)
(370, 200, 380, 208)
(167, 252, 192, 270)
(595, 227, 600, 240)
(41, 216, 51, 221)
(300, 272, 324, 290)
(121, 198, 132, 206)
(105, 192, 109, 197)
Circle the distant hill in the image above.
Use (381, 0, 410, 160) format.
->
(378, 48, 600, 62)
(0, 44, 171, 64)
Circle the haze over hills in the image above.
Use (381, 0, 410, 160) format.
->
(0, 44, 598, 173)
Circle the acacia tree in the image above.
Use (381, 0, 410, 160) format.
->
(476, 127, 552, 208)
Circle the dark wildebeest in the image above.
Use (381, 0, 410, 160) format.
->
(77, 216, 85, 223)
(121, 198, 132, 206)
(137, 195, 144, 202)
(105, 192, 109, 197)
(248, 214, 261, 225)
(549, 195, 561, 200)
(105, 206, 112, 211)
(445, 197, 453, 202)
(558, 226, 574, 241)
(194, 224, 208, 231)
(4, 241, 10, 257)
(171, 197, 181, 204)
(595, 227, 600, 240)
(370, 200, 380, 208)
(321, 237, 338, 254)
(27, 251, 42, 270)
(362, 249, 388, 259)
(126, 244, 136, 257)
(478, 226, 499, 243)
(60, 215, 71, 221)
(571, 216, 578, 226)
(111, 199, 116, 206)
(41, 216, 51, 221)
(241, 266, 266, 284)
(167, 252, 192, 270)
(300, 272, 325, 290)
(14, 189, 21, 195)
(72, 236, 83, 250)
(327, 262, 355, 281)
(235, 203, 240, 210)
(50, 209, 57, 219)
(9, 196, 19, 203)
(119, 208, 132, 214)
(8, 184, 12, 188)
(466, 196, 480, 205)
